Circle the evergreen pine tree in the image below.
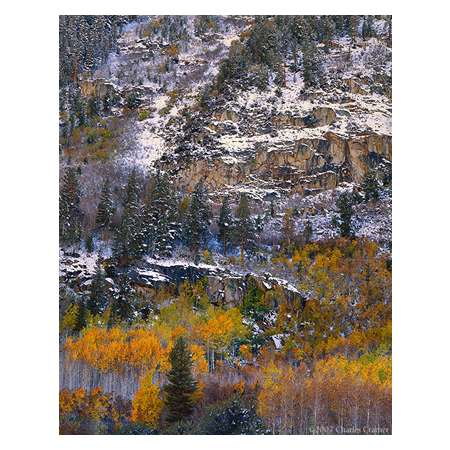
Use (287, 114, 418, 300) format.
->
(73, 300, 87, 335)
(348, 16, 360, 43)
(303, 220, 313, 244)
(85, 234, 94, 253)
(336, 192, 354, 238)
(362, 17, 369, 40)
(113, 170, 144, 264)
(96, 178, 114, 229)
(320, 16, 336, 51)
(59, 167, 82, 245)
(387, 16, 392, 46)
(332, 15, 346, 35)
(143, 171, 179, 258)
(254, 214, 264, 235)
(87, 96, 100, 117)
(362, 16, 374, 40)
(185, 181, 211, 254)
(234, 193, 254, 259)
(87, 259, 108, 316)
(109, 271, 135, 325)
(302, 41, 322, 88)
(217, 196, 233, 256)
(362, 169, 380, 202)
(164, 336, 198, 423)
(270, 200, 275, 218)
(73, 92, 86, 127)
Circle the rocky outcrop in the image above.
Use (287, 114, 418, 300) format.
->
(272, 113, 304, 128)
(213, 109, 239, 122)
(324, 131, 392, 182)
(80, 78, 116, 99)
(344, 78, 369, 95)
(161, 127, 391, 195)
(312, 106, 337, 126)
(61, 251, 303, 309)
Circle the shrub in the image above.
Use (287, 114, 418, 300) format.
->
(193, 396, 267, 435)
(159, 106, 172, 116)
(138, 110, 150, 121)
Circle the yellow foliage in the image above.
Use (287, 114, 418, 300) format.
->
(190, 343, 208, 375)
(65, 327, 167, 373)
(131, 370, 163, 428)
(256, 354, 391, 434)
(59, 387, 112, 423)
(239, 344, 253, 361)
(165, 44, 179, 58)
(60, 303, 80, 334)
(314, 354, 392, 388)
(194, 307, 246, 351)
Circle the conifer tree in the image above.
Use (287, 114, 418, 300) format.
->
(362, 169, 380, 202)
(87, 96, 100, 117)
(143, 171, 179, 258)
(109, 271, 135, 326)
(96, 178, 114, 229)
(320, 16, 336, 51)
(73, 300, 87, 335)
(164, 336, 198, 423)
(348, 16, 360, 43)
(362, 16, 374, 40)
(302, 41, 322, 88)
(85, 234, 94, 253)
(217, 196, 233, 256)
(234, 193, 254, 259)
(336, 192, 354, 238)
(185, 181, 211, 254)
(113, 170, 144, 264)
(303, 220, 313, 244)
(60, 167, 82, 245)
(387, 16, 392, 46)
(87, 259, 108, 316)
(270, 200, 276, 218)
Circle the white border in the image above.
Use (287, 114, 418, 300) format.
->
(2, 1, 449, 449)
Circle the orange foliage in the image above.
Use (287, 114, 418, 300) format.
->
(256, 354, 391, 434)
(131, 370, 163, 428)
(65, 326, 209, 376)
(270, 239, 391, 361)
(193, 307, 246, 351)
(59, 387, 116, 433)
(65, 327, 168, 373)
(165, 44, 179, 57)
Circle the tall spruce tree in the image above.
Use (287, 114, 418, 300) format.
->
(270, 200, 275, 218)
(217, 196, 233, 256)
(336, 192, 354, 238)
(319, 16, 336, 51)
(185, 181, 211, 253)
(108, 271, 135, 326)
(113, 170, 144, 264)
(87, 259, 108, 316)
(59, 167, 82, 245)
(234, 193, 254, 259)
(143, 171, 179, 257)
(362, 16, 374, 40)
(302, 41, 322, 88)
(96, 178, 114, 229)
(348, 16, 360, 43)
(73, 300, 87, 335)
(164, 336, 198, 423)
(303, 220, 313, 244)
(362, 169, 380, 202)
